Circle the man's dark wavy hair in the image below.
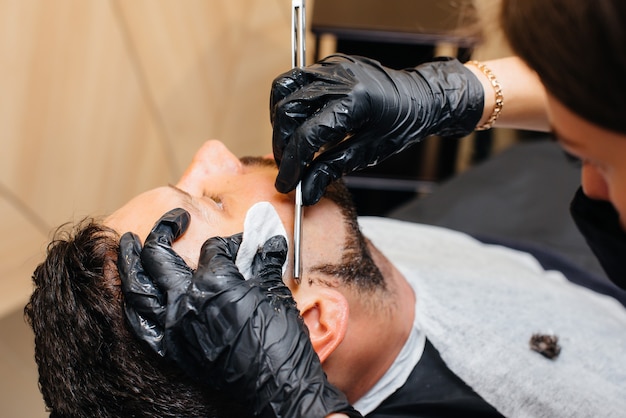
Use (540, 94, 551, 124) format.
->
(24, 220, 248, 418)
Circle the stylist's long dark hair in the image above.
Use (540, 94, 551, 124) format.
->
(501, 0, 626, 134)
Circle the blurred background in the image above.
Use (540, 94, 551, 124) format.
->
(0, 0, 513, 415)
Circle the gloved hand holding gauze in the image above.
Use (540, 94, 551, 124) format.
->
(235, 201, 288, 280)
(118, 207, 361, 418)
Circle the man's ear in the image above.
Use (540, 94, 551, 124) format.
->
(297, 288, 349, 362)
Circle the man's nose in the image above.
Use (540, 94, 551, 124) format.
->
(581, 163, 610, 201)
(176, 140, 242, 189)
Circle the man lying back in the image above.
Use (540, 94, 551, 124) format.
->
(27, 140, 626, 417)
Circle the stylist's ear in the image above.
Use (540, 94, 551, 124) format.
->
(296, 288, 349, 362)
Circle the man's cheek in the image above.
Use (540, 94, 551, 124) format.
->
(172, 237, 202, 270)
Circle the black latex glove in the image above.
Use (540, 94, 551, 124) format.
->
(118, 208, 361, 418)
(271, 54, 484, 205)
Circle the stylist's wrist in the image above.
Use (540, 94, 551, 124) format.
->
(465, 61, 496, 129)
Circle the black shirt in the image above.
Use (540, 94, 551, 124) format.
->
(570, 187, 626, 290)
(367, 339, 503, 418)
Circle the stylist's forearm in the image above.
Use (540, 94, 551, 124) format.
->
(466, 56, 550, 132)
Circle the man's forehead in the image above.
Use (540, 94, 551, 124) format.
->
(104, 157, 275, 237)
(104, 186, 191, 241)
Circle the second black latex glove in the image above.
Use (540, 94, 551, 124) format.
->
(271, 54, 484, 205)
(118, 208, 361, 418)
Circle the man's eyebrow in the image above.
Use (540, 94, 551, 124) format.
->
(167, 184, 194, 206)
(240, 156, 277, 168)
(164, 155, 274, 200)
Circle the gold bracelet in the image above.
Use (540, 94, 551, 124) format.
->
(468, 60, 504, 131)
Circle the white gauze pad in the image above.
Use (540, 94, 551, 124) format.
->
(235, 201, 288, 280)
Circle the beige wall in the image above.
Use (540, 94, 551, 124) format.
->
(0, 0, 304, 318)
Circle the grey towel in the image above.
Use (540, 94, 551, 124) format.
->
(360, 217, 626, 418)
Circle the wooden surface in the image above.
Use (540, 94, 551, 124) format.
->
(312, 0, 480, 45)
